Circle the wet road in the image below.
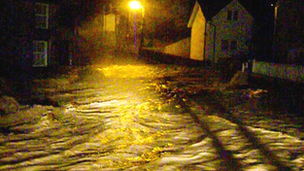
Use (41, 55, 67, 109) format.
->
(0, 61, 303, 170)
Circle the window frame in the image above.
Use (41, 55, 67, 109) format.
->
(233, 11, 238, 21)
(222, 40, 237, 51)
(35, 3, 49, 29)
(227, 10, 232, 21)
(230, 40, 237, 50)
(227, 10, 238, 21)
(33, 41, 48, 67)
(222, 39, 229, 51)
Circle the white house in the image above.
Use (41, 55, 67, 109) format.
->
(187, 0, 254, 63)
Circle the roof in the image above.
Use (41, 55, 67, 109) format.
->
(196, 0, 232, 20)
(198, 0, 273, 21)
(187, 0, 235, 27)
(188, 0, 273, 28)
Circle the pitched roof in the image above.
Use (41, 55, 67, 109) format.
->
(187, 0, 237, 27)
(196, 0, 233, 20)
(195, 0, 273, 22)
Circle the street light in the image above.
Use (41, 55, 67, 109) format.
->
(128, 0, 144, 54)
(129, 1, 141, 10)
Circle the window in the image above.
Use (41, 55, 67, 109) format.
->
(222, 40, 237, 51)
(35, 3, 49, 29)
(230, 41, 237, 50)
(103, 3, 115, 14)
(299, 51, 304, 59)
(33, 41, 48, 67)
(227, 10, 238, 21)
(233, 11, 238, 21)
(222, 40, 229, 51)
(65, 0, 80, 6)
(227, 10, 232, 20)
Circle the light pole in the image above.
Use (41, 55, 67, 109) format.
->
(129, 1, 144, 54)
(140, 5, 144, 50)
(272, 1, 279, 60)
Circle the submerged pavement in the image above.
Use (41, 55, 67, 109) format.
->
(0, 58, 303, 170)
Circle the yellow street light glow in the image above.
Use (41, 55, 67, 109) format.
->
(129, 1, 141, 10)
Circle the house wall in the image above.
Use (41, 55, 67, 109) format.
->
(0, 0, 34, 67)
(190, 4, 206, 61)
(0, 0, 69, 68)
(205, 23, 216, 62)
(102, 14, 117, 48)
(78, 2, 144, 57)
(164, 38, 190, 58)
(208, 0, 253, 63)
(49, 4, 61, 66)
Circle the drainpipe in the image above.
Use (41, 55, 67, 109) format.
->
(115, 8, 118, 58)
(203, 20, 208, 60)
(208, 21, 216, 63)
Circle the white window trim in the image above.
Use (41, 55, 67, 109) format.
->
(33, 41, 48, 67)
(35, 3, 49, 29)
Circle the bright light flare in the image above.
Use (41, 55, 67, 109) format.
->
(129, 1, 141, 10)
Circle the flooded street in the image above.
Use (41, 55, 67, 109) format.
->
(0, 61, 303, 170)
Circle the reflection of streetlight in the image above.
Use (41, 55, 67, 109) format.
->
(128, 1, 144, 54)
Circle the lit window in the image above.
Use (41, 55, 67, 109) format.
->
(33, 41, 48, 67)
(35, 3, 49, 29)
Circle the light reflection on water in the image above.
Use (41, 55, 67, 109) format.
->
(0, 63, 303, 170)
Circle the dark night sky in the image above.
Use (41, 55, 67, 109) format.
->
(77, 0, 276, 43)
(84, 0, 276, 29)
(141, 0, 276, 41)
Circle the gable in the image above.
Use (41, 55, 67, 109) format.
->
(187, 1, 200, 28)
(197, 0, 232, 20)
(188, 0, 254, 26)
(212, 0, 253, 22)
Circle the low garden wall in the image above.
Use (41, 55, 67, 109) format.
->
(163, 38, 190, 58)
(139, 48, 208, 66)
(252, 60, 304, 83)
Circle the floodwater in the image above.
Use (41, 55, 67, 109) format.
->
(0, 62, 303, 170)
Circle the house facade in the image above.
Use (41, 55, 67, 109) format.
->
(187, 0, 253, 63)
(0, 0, 82, 73)
(99, 2, 132, 53)
(77, 0, 142, 59)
